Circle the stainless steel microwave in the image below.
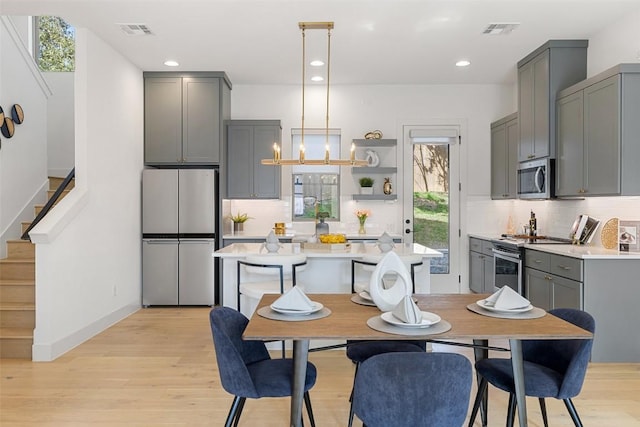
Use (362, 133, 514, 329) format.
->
(517, 158, 555, 199)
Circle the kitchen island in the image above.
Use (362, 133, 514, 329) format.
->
(214, 242, 442, 312)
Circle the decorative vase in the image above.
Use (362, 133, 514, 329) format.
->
(383, 177, 392, 195)
(358, 220, 367, 235)
(233, 222, 243, 233)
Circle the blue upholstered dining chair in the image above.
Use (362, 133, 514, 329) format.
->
(468, 308, 595, 427)
(352, 352, 473, 427)
(209, 307, 317, 427)
(346, 254, 427, 427)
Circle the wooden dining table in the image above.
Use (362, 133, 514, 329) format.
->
(243, 293, 593, 427)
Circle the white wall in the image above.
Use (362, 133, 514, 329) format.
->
(0, 16, 49, 257)
(227, 83, 514, 237)
(44, 72, 75, 178)
(586, 8, 640, 77)
(31, 28, 143, 361)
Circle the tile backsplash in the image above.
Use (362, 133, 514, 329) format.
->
(467, 196, 640, 248)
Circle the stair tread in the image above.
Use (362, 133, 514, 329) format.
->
(0, 259, 35, 264)
(0, 302, 35, 310)
(0, 279, 35, 286)
(0, 328, 34, 339)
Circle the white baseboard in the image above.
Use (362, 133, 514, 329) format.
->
(32, 303, 140, 362)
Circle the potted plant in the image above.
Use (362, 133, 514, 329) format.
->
(227, 212, 251, 233)
(359, 177, 374, 195)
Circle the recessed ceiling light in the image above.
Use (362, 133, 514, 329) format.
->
(310, 60, 324, 67)
(456, 60, 471, 67)
(311, 76, 324, 82)
(164, 60, 179, 67)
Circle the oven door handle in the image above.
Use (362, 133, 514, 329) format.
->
(492, 248, 521, 259)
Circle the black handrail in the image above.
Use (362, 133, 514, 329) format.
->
(21, 168, 75, 241)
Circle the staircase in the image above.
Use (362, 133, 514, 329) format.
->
(0, 177, 73, 359)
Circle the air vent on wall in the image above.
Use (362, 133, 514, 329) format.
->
(117, 23, 154, 36)
(482, 23, 519, 35)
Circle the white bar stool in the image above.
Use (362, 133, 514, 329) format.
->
(351, 253, 424, 294)
(237, 254, 308, 315)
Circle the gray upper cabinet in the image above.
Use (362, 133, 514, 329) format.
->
(556, 64, 640, 197)
(517, 40, 588, 162)
(490, 113, 518, 199)
(226, 120, 282, 199)
(144, 72, 231, 166)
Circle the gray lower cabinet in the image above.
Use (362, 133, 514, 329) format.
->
(226, 120, 281, 199)
(517, 40, 587, 162)
(556, 64, 640, 197)
(490, 113, 518, 199)
(524, 249, 582, 311)
(469, 237, 493, 293)
(144, 72, 231, 166)
(525, 249, 640, 362)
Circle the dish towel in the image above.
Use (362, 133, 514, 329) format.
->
(484, 287, 531, 310)
(368, 251, 412, 311)
(376, 231, 395, 253)
(271, 286, 314, 311)
(264, 230, 282, 253)
(391, 295, 422, 325)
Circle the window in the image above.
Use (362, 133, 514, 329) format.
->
(34, 16, 75, 72)
(291, 129, 341, 221)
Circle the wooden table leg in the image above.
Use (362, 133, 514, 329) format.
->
(291, 339, 310, 427)
(509, 339, 528, 427)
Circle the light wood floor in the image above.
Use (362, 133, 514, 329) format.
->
(1, 307, 639, 426)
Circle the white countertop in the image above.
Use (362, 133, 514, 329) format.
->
(222, 232, 403, 241)
(213, 242, 443, 259)
(523, 243, 640, 259)
(468, 233, 640, 259)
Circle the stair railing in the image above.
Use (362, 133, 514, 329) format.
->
(21, 168, 75, 241)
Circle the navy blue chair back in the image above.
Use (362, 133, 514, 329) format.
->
(210, 307, 270, 398)
(353, 352, 472, 427)
(523, 308, 595, 398)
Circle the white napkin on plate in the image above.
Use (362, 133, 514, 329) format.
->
(484, 287, 531, 310)
(264, 231, 282, 253)
(271, 286, 314, 311)
(391, 295, 423, 324)
(376, 232, 395, 253)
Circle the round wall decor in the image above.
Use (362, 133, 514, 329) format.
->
(601, 218, 619, 249)
(1, 117, 15, 138)
(11, 104, 24, 124)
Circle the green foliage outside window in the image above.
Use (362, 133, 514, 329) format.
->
(37, 16, 75, 72)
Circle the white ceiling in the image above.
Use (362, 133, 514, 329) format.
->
(3, 0, 640, 85)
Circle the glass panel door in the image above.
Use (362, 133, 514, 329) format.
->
(402, 125, 460, 293)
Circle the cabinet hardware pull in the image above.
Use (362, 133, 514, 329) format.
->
(545, 275, 552, 280)
(558, 265, 570, 270)
(535, 260, 542, 263)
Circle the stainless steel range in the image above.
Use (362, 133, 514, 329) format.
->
(490, 235, 572, 296)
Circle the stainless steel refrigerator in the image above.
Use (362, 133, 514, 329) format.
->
(142, 168, 217, 306)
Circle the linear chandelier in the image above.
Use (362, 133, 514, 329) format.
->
(261, 22, 367, 167)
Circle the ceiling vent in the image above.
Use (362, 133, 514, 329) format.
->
(482, 23, 519, 35)
(117, 23, 154, 36)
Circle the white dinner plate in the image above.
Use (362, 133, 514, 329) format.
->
(359, 291, 372, 301)
(380, 311, 441, 328)
(270, 302, 324, 315)
(476, 299, 533, 314)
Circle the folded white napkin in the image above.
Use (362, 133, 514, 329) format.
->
(264, 231, 281, 253)
(376, 232, 395, 253)
(391, 295, 423, 324)
(272, 286, 314, 311)
(485, 287, 531, 310)
(369, 252, 412, 312)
